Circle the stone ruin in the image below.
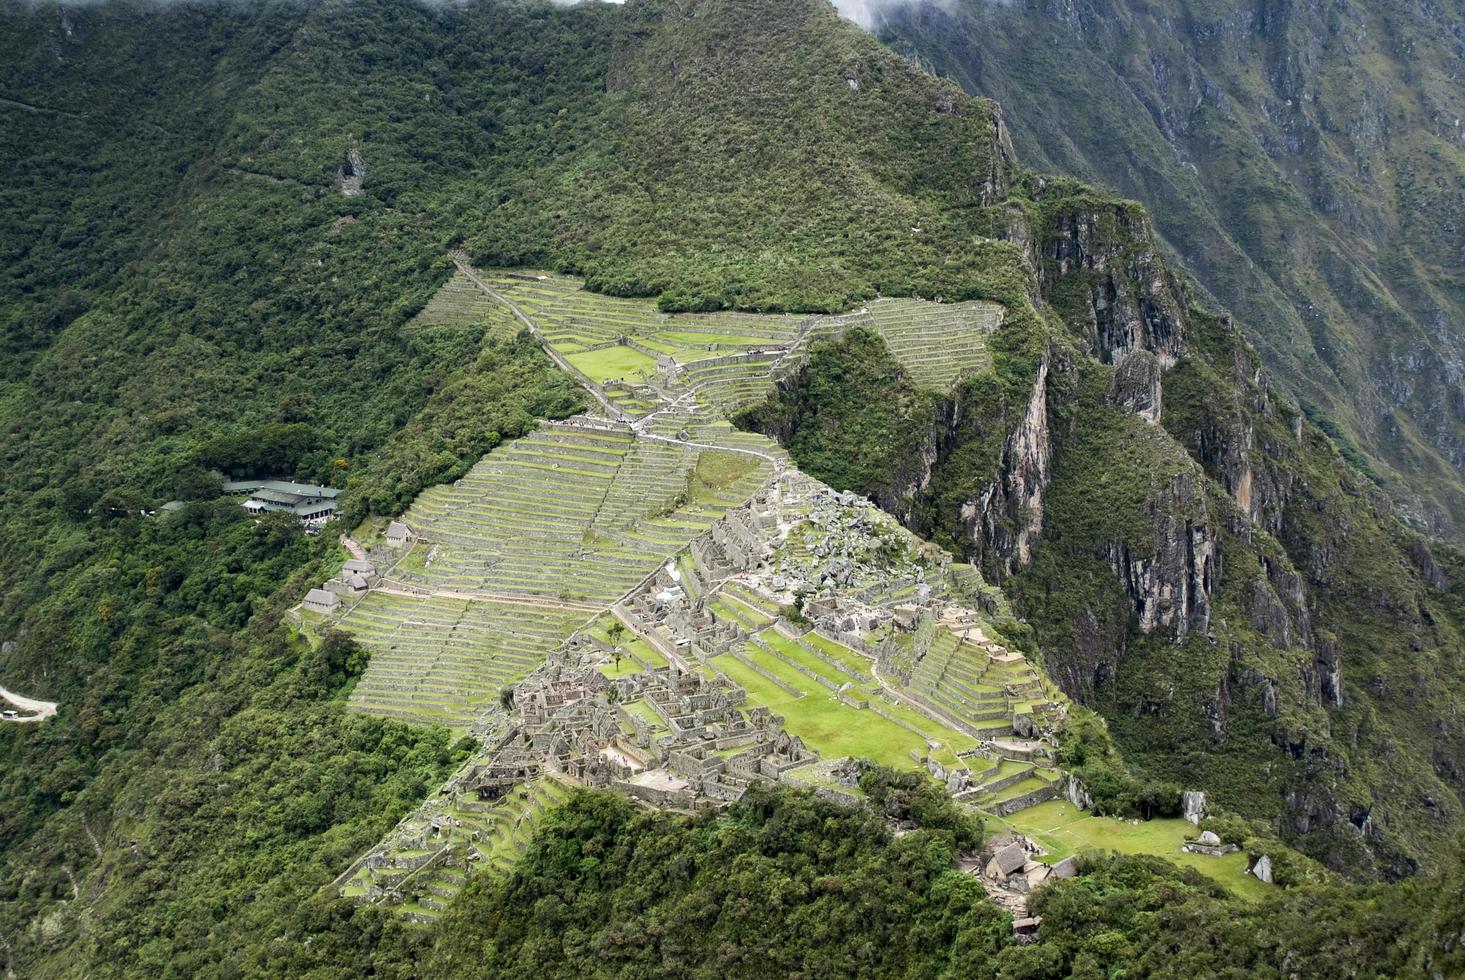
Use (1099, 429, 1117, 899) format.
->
(465, 663, 815, 812)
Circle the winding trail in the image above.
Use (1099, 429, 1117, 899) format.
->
(450, 252, 631, 423)
(0, 684, 58, 722)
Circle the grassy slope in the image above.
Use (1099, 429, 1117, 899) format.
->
(1000, 799, 1271, 902)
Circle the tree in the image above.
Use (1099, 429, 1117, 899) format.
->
(606, 620, 627, 670)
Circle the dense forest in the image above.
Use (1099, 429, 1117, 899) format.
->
(1, 0, 1463, 975)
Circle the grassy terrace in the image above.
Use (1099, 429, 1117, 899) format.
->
(998, 800, 1271, 902)
(343, 593, 584, 729)
(481, 269, 1001, 404)
(347, 776, 577, 921)
(899, 625, 1053, 735)
(483, 271, 804, 354)
(707, 597, 975, 770)
(404, 269, 515, 334)
(566, 344, 658, 384)
(343, 414, 775, 727)
(386, 423, 774, 605)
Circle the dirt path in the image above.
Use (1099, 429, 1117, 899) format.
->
(450, 253, 631, 423)
(374, 580, 603, 615)
(0, 95, 83, 119)
(0, 684, 58, 722)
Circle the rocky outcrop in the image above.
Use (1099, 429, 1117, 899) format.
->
(1102, 472, 1214, 642)
(1033, 185, 1186, 367)
(1108, 350, 1162, 424)
(337, 148, 367, 197)
(1181, 789, 1207, 824)
(1168, 323, 1301, 538)
(958, 351, 1053, 573)
(1064, 775, 1093, 811)
(875, 400, 955, 528)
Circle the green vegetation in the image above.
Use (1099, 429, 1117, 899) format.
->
(738, 327, 942, 498)
(1, 0, 1463, 972)
(290, 782, 1465, 977)
(0, 514, 467, 974)
(749, 120, 1465, 879)
(563, 345, 657, 384)
(1001, 800, 1269, 901)
(422, 776, 1001, 978)
(879, 0, 1465, 540)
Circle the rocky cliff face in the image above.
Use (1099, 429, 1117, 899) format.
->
(1101, 472, 1214, 642)
(1108, 350, 1162, 425)
(878, 0, 1465, 542)
(726, 14, 1465, 874)
(955, 351, 1052, 572)
(1036, 191, 1186, 367)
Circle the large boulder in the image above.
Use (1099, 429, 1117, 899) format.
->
(1182, 790, 1208, 825)
(1249, 854, 1274, 884)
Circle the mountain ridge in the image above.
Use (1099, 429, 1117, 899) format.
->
(878, 0, 1465, 542)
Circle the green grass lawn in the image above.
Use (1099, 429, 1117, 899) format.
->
(598, 657, 644, 679)
(692, 451, 762, 499)
(867, 693, 978, 758)
(564, 344, 658, 383)
(628, 336, 682, 355)
(762, 632, 854, 688)
(622, 698, 669, 733)
(803, 632, 876, 676)
(583, 620, 668, 668)
(1000, 800, 1271, 902)
(713, 653, 934, 770)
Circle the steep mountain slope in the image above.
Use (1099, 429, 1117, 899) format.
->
(0, 0, 1462, 973)
(748, 173, 1465, 878)
(876, 0, 1465, 541)
(0, 0, 1036, 972)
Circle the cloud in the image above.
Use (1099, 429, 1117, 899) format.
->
(830, 0, 959, 31)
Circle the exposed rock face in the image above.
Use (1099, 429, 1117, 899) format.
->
(1036, 190, 1185, 367)
(1182, 789, 1207, 825)
(1409, 539, 1451, 592)
(1249, 853, 1274, 884)
(338, 148, 367, 197)
(1313, 632, 1344, 708)
(1108, 350, 1162, 424)
(958, 351, 1053, 574)
(1064, 776, 1093, 811)
(882, 0, 1465, 541)
(877, 400, 954, 528)
(1103, 473, 1214, 642)
(1005, 351, 1052, 566)
(1173, 325, 1299, 537)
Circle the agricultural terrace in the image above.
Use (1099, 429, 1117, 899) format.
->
(342, 420, 777, 728)
(403, 269, 515, 334)
(480, 270, 1002, 415)
(900, 625, 1062, 736)
(344, 594, 584, 728)
(391, 424, 774, 604)
(706, 584, 977, 771)
(340, 775, 574, 922)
